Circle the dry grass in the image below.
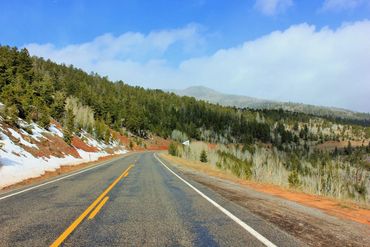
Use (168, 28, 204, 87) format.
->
(160, 153, 370, 226)
(173, 141, 369, 204)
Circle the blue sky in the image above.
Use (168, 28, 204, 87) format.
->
(1, 0, 370, 112)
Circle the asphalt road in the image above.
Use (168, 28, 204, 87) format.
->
(0, 152, 303, 247)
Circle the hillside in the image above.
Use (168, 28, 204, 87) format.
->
(0, 117, 127, 188)
(171, 86, 370, 122)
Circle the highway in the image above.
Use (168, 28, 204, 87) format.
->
(0, 152, 311, 246)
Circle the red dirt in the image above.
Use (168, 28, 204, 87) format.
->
(0, 122, 81, 159)
(72, 136, 98, 152)
(50, 119, 63, 129)
(207, 143, 217, 150)
(34, 132, 81, 158)
(145, 136, 170, 150)
(111, 130, 130, 145)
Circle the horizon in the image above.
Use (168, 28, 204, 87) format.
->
(1, 0, 370, 112)
(173, 85, 370, 114)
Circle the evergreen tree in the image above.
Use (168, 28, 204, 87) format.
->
(129, 140, 134, 150)
(3, 105, 19, 126)
(63, 107, 75, 145)
(104, 129, 111, 144)
(200, 150, 208, 163)
(51, 91, 66, 121)
(345, 141, 352, 155)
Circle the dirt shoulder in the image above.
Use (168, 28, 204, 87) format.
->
(160, 153, 370, 246)
(0, 152, 137, 193)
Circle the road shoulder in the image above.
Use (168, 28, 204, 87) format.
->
(159, 153, 370, 247)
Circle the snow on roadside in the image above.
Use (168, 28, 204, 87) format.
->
(0, 122, 127, 189)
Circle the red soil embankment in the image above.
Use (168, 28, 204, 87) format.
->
(72, 136, 99, 152)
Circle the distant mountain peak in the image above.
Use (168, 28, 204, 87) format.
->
(178, 86, 221, 97)
(171, 85, 370, 121)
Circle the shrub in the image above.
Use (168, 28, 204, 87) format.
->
(63, 129, 73, 146)
(129, 140, 134, 150)
(200, 150, 208, 163)
(22, 125, 33, 135)
(288, 170, 301, 188)
(3, 105, 19, 126)
(168, 142, 178, 156)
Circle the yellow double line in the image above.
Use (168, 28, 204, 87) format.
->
(50, 164, 134, 247)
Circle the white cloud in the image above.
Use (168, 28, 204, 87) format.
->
(321, 0, 369, 11)
(26, 24, 204, 67)
(26, 21, 370, 112)
(254, 0, 293, 16)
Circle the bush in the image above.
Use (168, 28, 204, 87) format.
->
(22, 125, 33, 135)
(129, 140, 134, 150)
(200, 150, 208, 163)
(63, 129, 73, 146)
(3, 105, 19, 126)
(288, 170, 301, 188)
(168, 142, 178, 156)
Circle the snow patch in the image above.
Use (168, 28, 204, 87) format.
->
(49, 124, 64, 138)
(7, 128, 38, 148)
(0, 121, 127, 189)
(29, 123, 45, 140)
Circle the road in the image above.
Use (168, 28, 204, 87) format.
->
(0, 152, 321, 246)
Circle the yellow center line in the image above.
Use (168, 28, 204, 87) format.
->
(88, 196, 109, 220)
(50, 164, 134, 247)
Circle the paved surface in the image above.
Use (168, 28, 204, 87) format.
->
(0, 152, 304, 246)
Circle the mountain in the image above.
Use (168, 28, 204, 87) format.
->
(171, 86, 370, 121)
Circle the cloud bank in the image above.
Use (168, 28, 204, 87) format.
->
(26, 21, 370, 112)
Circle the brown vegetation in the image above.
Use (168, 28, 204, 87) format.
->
(161, 153, 370, 226)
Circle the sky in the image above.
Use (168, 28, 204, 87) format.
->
(1, 0, 370, 112)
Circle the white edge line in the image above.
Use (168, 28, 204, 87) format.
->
(154, 153, 277, 247)
(0, 155, 128, 201)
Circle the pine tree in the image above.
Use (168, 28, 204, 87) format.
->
(63, 107, 75, 145)
(104, 128, 111, 144)
(200, 150, 208, 163)
(345, 141, 352, 155)
(51, 91, 66, 121)
(3, 105, 19, 126)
